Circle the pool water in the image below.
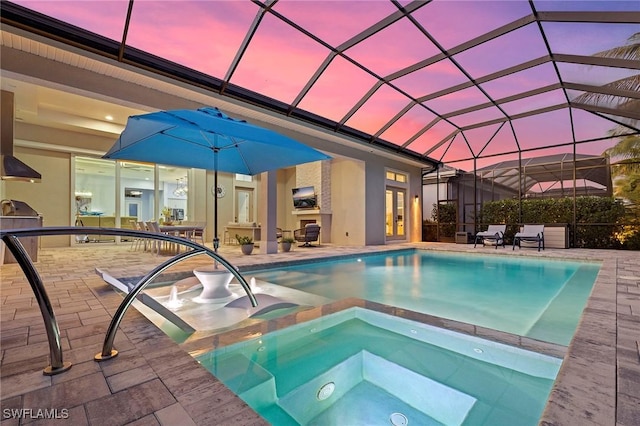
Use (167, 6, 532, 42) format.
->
(249, 250, 600, 345)
(197, 307, 562, 426)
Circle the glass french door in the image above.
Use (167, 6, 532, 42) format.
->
(385, 187, 406, 240)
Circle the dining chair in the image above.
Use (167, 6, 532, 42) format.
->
(129, 220, 145, 252)
(136, 221, 151, 252)
(189, 222, 206, 245)
(144, 221, 164, 254)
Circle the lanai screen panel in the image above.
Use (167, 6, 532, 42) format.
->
(297, 56, 378, 123)
(4, 0, 639, 170)
(228, 13, 331, 105)
(11, 0, 129, 42)
(126, 1, 257, 79)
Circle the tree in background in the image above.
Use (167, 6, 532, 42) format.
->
(607, 134, 640, 206)
(575, 32, 640, 207)
(575, 32, 639, 123)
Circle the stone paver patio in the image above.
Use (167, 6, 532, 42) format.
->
(1, 241, 638, 425)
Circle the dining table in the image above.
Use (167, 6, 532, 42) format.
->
(158, 224, 205, 254)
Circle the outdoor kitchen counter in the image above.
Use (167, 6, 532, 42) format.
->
(0, 215, 43, 263)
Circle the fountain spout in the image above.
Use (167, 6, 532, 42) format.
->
(166, 285, 183, 309)
(250, 277, 261, 292)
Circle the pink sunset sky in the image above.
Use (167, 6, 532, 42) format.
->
(13, 0, 639, 171)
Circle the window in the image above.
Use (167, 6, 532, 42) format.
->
(75, 157, 115, 216)
(386, 171, 407, 183)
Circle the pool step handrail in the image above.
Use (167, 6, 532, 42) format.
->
(1, 234, 71, 375)
(0, 226, 257, 375)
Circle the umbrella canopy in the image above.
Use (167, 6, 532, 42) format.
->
(104, 107, 331, 249)
(105, 107, 330, 174)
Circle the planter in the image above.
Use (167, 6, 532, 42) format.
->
(281, 241, 293, 252)
(241, 243, 254, 255)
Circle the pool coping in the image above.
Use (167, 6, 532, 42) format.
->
(1, 243, 637, 425)
(195, 303, 560, 426)
(174, 246, 619, 425)
(181, 297, 568, 363)
(113, 245, 629, 425)
(419, 245, 631, 425)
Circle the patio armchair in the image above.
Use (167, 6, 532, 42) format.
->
(293, 223, 321, 247)
(474, 224, 506, 249)
(513, 225, 545, 251)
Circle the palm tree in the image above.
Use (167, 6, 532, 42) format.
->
(606, 133, 640, 207)
(573, 32, 639, 124)
(573, 33, 640, 205)
(612, 172, 640, 206)
(606, 134, 640, 176)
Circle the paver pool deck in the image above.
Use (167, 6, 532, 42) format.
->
(1, 242, 638, 425)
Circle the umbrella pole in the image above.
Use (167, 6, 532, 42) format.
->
(214, 175, 220, 253)
(213, 150, 220, 259)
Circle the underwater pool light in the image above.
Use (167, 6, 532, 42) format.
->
(317, 382, 335, 400)
(390, 412, 408, 425)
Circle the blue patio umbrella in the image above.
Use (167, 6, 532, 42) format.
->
(103, 107, 331, 250)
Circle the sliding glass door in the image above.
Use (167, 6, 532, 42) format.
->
(74, 156, 191, 243)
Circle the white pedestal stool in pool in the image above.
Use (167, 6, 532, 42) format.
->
(192, 267, 234, 302)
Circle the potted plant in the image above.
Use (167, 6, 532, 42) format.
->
(161, 206, 173, 225)
(235, 234, 254, 255)
(281, 237, 295, 252)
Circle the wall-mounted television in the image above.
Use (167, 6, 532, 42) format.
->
(292, 186, 317, 209)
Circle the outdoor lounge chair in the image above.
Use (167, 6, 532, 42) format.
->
(474, 224, 506, 249)
(513, 224, 545, 251)
(293, 223, 321, 247)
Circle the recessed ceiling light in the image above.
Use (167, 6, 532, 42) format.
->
(105, 115, 113, 121)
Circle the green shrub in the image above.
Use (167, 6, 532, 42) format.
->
(620, 226, 640, 250)
(477, 196, 629, 249)
(431, 203, 456, 238)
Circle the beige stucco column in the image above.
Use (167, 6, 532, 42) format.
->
(259, 170, 278, 254)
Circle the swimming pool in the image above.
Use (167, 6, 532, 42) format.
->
(197, 307, 562, 426)
(247, 250, 600, 345)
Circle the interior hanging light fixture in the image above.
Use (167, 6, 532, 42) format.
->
(173, 176, 188, 197)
